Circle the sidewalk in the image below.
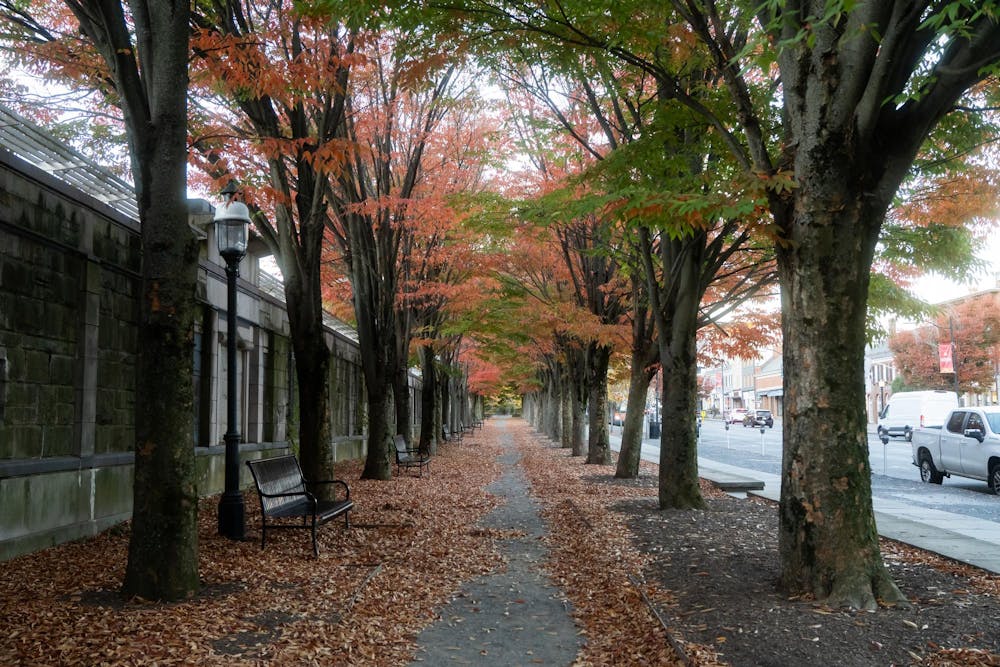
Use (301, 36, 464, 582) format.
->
(611, 432, 1000, 575)
(410, 424, 581, 664)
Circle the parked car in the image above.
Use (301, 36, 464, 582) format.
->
(878, 390, 957, 442)
(910, 406, 1000, 493)
(728, 409, 748, 424)
(743, 409, 774, 428)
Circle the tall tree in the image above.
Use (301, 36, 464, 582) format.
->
(669, 0, 1000, 607)
(499, 46, 776, 493)
(189, 1, 354, 490)
(325, 36, 461, 478)
(0, 0, 199, 600)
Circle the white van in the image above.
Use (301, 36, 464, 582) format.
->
(877, 390, 958, 441)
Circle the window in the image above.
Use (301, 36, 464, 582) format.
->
(966, 412, 984, 433)
(946, 411, 966, 434)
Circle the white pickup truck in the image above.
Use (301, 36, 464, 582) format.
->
(910, 406, 1000, 494)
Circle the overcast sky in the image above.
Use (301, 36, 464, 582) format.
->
(912, 232, 999, 304)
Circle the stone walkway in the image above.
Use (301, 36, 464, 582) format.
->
(410, 419, 582, 665)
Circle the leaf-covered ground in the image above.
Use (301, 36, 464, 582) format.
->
(1, 417, 998, 665)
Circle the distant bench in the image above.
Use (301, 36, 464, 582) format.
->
(394, 435, 430, 477)
(246, 454, 353, 556)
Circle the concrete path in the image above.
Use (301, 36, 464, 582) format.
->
(410, 420, 582, 665)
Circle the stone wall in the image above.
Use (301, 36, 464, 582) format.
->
(0, 145, 426, 561)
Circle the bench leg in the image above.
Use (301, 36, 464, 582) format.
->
(311, 515, 319, 558)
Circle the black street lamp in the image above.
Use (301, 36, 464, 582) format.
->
(215, 182, 250, 540)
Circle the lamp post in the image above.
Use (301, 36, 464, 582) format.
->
(215, 182, 250, 541)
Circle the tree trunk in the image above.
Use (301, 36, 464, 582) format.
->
(361, 384, 394, 479)
(652, 236, 705, 510)
(560, 364, 573, 449)
(565, 347, 588, 456)
(586, 343, 613, 464)
(99, 0, 200, 602)
(776, 185, 904, 609)
(418, 346, 438, 454)
(434, 369, 444, 447)
(617, 362, 656, 478)
(284, 282, 334, 498)
(124, 146, 201, 601)
(617, 279, 658, 478)
(543, 373, 560, 440)
(440, 374, 451, 438)
(657, 323, 703, 510)
(393, 364, 411, 442)
(571, 389, 587, 457)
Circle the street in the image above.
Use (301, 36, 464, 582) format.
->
(624, 418, 1000, 524)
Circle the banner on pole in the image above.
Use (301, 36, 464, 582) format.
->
(938, 343, 954, 374)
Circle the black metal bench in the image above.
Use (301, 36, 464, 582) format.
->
(443, 424, 463, 443)
(245, 454, 353, 556)
(393, 435, 430, 477)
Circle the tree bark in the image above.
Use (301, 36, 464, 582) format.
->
(393, 364, 411, 442)
(125, 145, 201, 600)
(586, 343, 613, 464)
(571, 386, 587, 457)
(361, 384, 394, 479)
(560, 363, 573, 448)
(283, 276, 334, 498)
(655, 235, 705, 509)
(350, 225, 397, 480)
(617, 284, 658, 478)
(543, 371, 560, 440)
(418, 346, 438, 454)
(657, 324, 704, 510)
(773, 138, 903, 607)
(617, 361, 656, 478)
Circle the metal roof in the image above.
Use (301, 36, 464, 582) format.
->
(0, 105, 139, 220)
(255, 253, 361, 346)
(1, 103, 366, 346)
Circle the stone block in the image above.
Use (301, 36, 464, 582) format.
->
(6, 404, 37, 423)
(44, 425, 74, 456)
(6, 380, 37, 409)
(1, 259, 30, 296)
(12, 298, 45, 333)
(93, 464, 134, 519)
(24, 349, 51, 383)
(8, 424, 43, 458)
(96, 425, 134, 454)
(49, 354, 75, 385)
(0, 475, 29, 536)
(54, 385, 75, 405)
(54, 402, 75, 424)
(24, 469, 80, 531)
